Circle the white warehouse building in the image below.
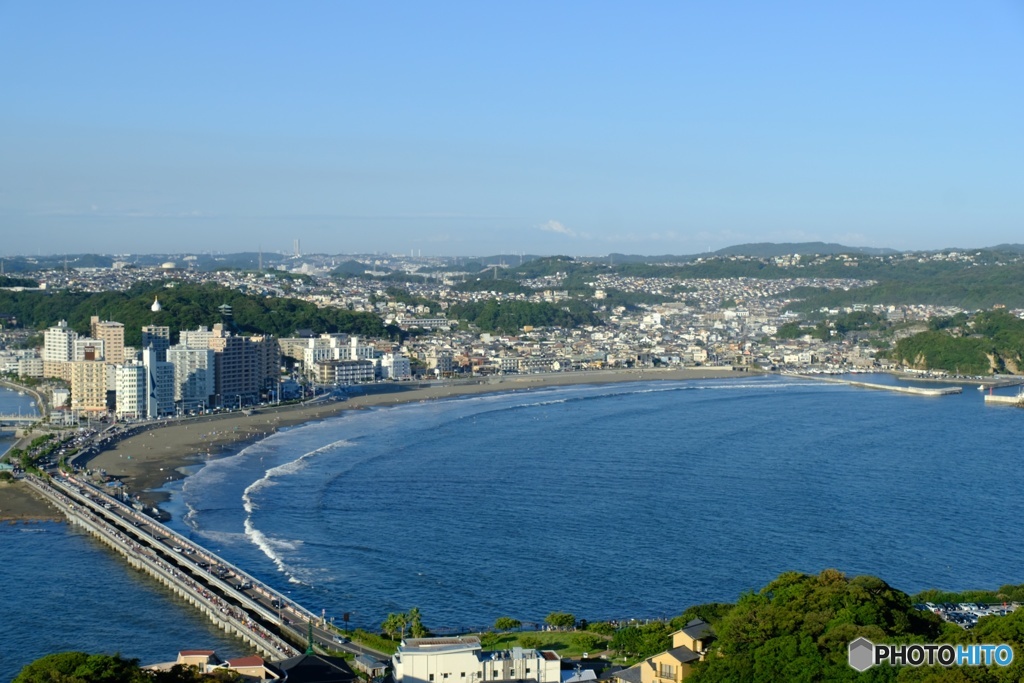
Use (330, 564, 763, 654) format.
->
(393, 637, 561, 683)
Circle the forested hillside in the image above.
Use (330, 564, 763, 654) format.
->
(0, 282, 387, 346)
(891, 310, 1024, 374)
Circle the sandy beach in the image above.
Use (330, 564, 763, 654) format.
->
(82, 367, 752, 511)
(0, 481, 63, 522)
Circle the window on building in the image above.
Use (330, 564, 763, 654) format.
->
(430, 676, 434, 681)
(658, 664, 675, 679)
(526, 669, 530, 674)
(443, 675, 449, 679)
(461, 674, 466, 678)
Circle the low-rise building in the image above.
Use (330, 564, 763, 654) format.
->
(615, 620, 713, 683)
(314, 359, 375, 385)
(393, 637, 560, 683)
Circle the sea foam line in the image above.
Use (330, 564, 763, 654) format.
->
(241, 438, 354, 514)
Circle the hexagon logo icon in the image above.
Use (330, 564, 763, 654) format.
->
(849, 637, 875, 672)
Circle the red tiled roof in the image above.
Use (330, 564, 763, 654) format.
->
(228, 656, 267, 667)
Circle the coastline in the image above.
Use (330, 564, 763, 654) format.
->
(84, 368, 752, 513)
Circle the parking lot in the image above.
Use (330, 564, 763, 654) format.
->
(914, 601, 1018, 629)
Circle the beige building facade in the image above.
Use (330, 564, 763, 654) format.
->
(393, 637, 560, 683)
(69, 360, 109, 413)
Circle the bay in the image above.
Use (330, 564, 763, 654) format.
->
(5, 375, 1024, 680)
(170, 375, 1024, 633)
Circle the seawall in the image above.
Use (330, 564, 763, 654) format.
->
(788, 373, 963, 396)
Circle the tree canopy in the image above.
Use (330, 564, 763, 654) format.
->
(0, 282, 387, 346)
(448, 300, 600, 333)
(890, 309, 1024, 375)
(689, 569, 943, 683)
(13, 652, 239, 683)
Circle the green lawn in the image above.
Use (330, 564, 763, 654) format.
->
(479, 631, 611, 658)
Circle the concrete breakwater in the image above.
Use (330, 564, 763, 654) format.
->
(788, 373, 963, 396)
(983, 394, 1024, 407)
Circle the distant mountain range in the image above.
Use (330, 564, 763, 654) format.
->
(606, 242, 901, 263)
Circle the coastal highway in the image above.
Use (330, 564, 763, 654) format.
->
(27, 471, 389, 663)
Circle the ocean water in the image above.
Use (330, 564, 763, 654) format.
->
(0, 385, 37, 458)
(164, 375, 1024, 634)
(6, 375, 1024, 680)
(0, 386, 243, 683)
(0, 522, 245, 682)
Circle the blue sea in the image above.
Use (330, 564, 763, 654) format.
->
(5, 375, 1024, 680)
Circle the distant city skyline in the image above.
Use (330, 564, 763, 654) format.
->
(2, 2, 1022, 257)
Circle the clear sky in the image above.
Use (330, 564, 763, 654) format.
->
(1, 2, 1022, 257)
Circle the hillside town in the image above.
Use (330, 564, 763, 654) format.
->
(0, 252, 986, 421)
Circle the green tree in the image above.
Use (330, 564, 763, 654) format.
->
(519, 635, 543, 649)
(14, 652, 148, 683)
(494, 616, 522, 632)
(382, 612, 408, 640)
(409, 606, 428, 638)
(545, 611, 576, 630)
(670, 603, 733, 629)
(689, 569, 943, 683)
(610, 626, 643, 656)
(571, 632, 605, 653)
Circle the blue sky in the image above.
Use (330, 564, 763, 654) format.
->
(1, 2, 1022, 257)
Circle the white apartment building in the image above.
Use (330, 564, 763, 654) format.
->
(393, 637, 560, 683)
(43, 320, 77, 363)
(179, 325, 217, 350)
(338, 335, 377, 361)
(167, 345, 215, 411)
(302, 334, 378, 377)
(18, 356, 43, 378)
(115, 363, 147, 419)
(380, 352, 412, 380)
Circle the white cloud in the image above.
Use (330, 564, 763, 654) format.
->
(538, 219, 577, 237)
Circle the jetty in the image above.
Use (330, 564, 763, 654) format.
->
(983, 393, 1024, 407)
(24, 472, 388, 661)
(787, 373, 962, 396)
(977, 376, 1024, 392)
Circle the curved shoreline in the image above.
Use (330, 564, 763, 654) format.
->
(86, 367, 754, 514)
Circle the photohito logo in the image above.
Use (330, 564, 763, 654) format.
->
(848, 638, 1014, 671)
